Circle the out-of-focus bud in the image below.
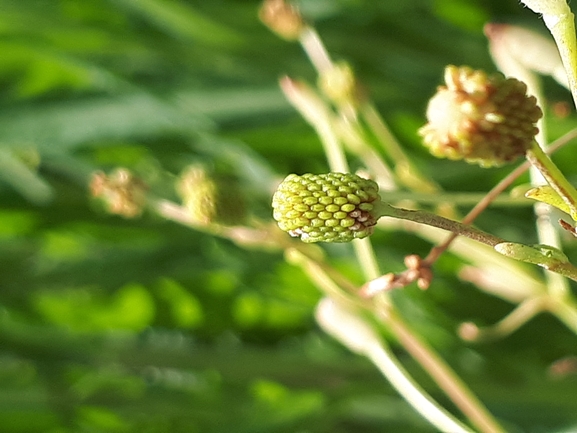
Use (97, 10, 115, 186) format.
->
(419, 65, 543, 167)
(272, 172, 380, 243)
(318, 62, 362, 106)
(90, 168, 147, 218)
(177, 166, 246, 226)
(259, 0, 305, 41)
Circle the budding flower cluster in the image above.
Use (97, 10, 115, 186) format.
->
(419, 65, 542, 167)
(272, 173, 380, 243)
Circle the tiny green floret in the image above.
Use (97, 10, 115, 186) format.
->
(272, 172, 380, 243)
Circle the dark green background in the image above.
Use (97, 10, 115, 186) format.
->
(1, 0, 577, 432)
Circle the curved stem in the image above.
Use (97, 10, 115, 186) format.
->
(366, 340, 475, 433)
(460, 297, 548, 342)
(377, 202, 505, 247)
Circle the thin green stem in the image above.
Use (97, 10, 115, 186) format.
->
(353, 238, 381, 280)
(361, 103, 439, 193)
(377, 202, 505, 247)
(549, 296, 577, 334)
(460, 297, 547, 342)
(366, 340, 475, 433)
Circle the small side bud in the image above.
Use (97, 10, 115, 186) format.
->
(90, 168, 147, 218)
(272, 172, 380, 243)
(259, 0, 305, 41)
(419, 65, 543, 167)
(318, 62, 362, 106)
(177, 166, 246, 226)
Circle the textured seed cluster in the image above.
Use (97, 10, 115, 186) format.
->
(272, 173, 380, 243)
(419, 65, 543, 167)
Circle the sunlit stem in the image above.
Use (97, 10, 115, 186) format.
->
(361, 104, 440, 194)
(382, 306, 506, 433)
(549, 296, 577, 334)
(299, 26, 333, 73)
(376, 202, 505, 247)
(521, 0, 577, 107)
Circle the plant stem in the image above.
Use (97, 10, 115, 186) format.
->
(377, 202, 505, 247)
(297, 255, 477, 433)
(384, 307, 506, 433)
(549, 296, 577, 334)
(361, 103, 439, 193)
(460, 297, 547, 342)
(366, 339, 475, 433)
(424, 127, 577, 265)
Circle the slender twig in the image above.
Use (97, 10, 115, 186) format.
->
(377, 203, 505, 248)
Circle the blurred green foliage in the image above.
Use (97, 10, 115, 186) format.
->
(2, 0, 577, 432)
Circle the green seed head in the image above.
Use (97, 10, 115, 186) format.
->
(272, 172, 380, 243)
(419, 65, 542, 167)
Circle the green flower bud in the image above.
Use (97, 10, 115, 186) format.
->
(177, 166, 246, 226)
(272, 173, 380, 243)
(419, 65, 543, 167)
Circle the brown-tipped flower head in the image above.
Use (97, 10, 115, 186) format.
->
(90, 168, 147, 218)
(259, 0, 305, 41)
(419, 65, 543, 167)
(272, 173, 380, 243)
(177, 166, 246, 226)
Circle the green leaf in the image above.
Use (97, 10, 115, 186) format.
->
(525, 185, 572, 215)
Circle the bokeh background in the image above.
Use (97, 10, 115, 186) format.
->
(2, 0, 577, 432)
